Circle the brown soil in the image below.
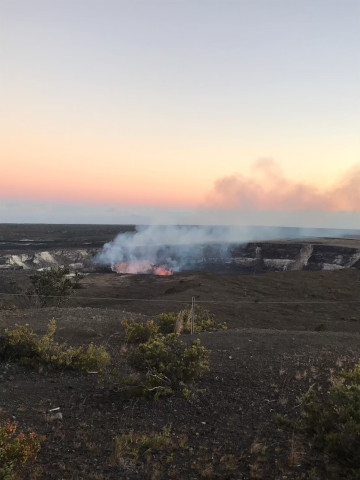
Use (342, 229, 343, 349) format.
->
(0, 268, 360, 479)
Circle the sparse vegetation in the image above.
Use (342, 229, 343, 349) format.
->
(121, 306, 226, 345)
(121, 318, 159, 344)
(111, 425, 184, 479)
(278, 359, 360, 479)
(0, 420, 41, 480)
(28, 267, 84, 307)
(112, 424, 173, 465)
(0, 300, 17, 311)
(155, 313, 178, 334)
(0, 320, 110, 372)
(127, 333, 210, 397)
(156, 306, 227, 334)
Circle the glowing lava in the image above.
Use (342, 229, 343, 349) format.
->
(112, 260, 173, 275)
(152, 265, 173, 276)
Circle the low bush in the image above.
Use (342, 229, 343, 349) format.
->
(191, 306, 227, 332)
(121, 318, 159, 344)
(127, 333, 210, 397)
(156, 306, 227, 334)
(278, 359, 360, 479)
(28, 267, 84, 307)
(69, 343, 111, 372)
(0, 320, 110, 372)
(111, 424, 183, 478)
(0, 420, 41, 480)
(122, 308, 226, 344)
(156, 313, 178, 334)
(112, 424, 173, 465)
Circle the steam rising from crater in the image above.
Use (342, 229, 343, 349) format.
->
(95, 225, 247, 274)
(94, 224, 357, 275)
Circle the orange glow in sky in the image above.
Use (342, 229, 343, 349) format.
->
(1, 1, 359, 226)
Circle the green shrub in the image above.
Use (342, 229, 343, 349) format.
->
(156, 313, 177, 334)
(1, 320, 110, 372)
(191, 306, 227, 333)
(28, 267, 83, 307)
(343, 361, 360, 384)
(0, 420, 41, 480)
(278, 359, 360, 479)
(127, 333, 210, 397)
(70, 343, 111, 372)
(121, 308, 226, 344)
(121, 318, 159, 343)
(112, 424, 173, 465)
(156, 306, 227, 334)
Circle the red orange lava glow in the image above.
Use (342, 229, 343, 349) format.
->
(112, 261, 173, 276)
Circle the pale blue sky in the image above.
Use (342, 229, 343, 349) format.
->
(1, 0, 359, 227)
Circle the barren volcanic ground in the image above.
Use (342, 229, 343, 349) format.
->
(0, 225, 360, 479)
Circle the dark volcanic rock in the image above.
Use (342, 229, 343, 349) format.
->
(306, 244, 360, 271)
(0, 238, 359, 274)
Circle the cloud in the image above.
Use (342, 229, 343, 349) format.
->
(207, 159, 360, 212)
(1, 160, 359, 229)
(330, 164, 360, 211)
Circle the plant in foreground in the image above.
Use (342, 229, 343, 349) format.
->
(278, 358, 360, 479)
(28, 266, 84, 307)
(112, 424, 173, 465)
(1, 320, 110, 372)
(157, 306, 227, 335)
(122, 307, 226, 346)
(127, 333, 210, 397)
(121, 318, 159, 344)
(0, 420, 41, 480)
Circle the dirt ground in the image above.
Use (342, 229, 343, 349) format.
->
(0, 268, 360, 479)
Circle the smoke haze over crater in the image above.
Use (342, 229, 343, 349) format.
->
(95, 224, 360, 274)
(95, 225, 247, 273)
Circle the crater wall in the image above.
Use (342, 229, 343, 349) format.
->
(0, 240, 359, 273)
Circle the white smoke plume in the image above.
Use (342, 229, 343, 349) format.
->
(95, 225, 243, 274)
(94, 224, 359, 274)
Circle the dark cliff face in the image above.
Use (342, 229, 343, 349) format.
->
(305, 245, 360, 271)
(228, 243, 305, 274)
(353, 258, 360, 269)
(191, 241, 360, 273)
(1, 224, 359, 274)
(0, 240, 359, 274)
(231, 243, 304, 259)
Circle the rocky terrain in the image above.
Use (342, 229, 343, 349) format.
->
(229, 239, 360, 273)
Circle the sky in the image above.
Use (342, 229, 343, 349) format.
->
(1, 0, 359, 228)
